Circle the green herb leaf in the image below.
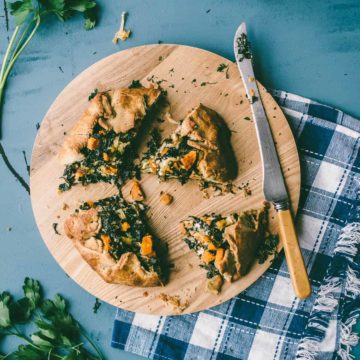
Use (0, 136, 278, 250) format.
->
(14, 344, 45, 360)
(0, 292, 12, 328)
(23, 277, 41, 310)
(7, 0, 34, 25)
(30, 333, 53, 347)
(40, 0, 66, 20)
(83, 5, 97, 30)
(9, 297, 32, 323)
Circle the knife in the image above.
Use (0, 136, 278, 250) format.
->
(234, 23, 311, 299)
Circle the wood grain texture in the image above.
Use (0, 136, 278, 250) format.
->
(30, 44, 301, 315)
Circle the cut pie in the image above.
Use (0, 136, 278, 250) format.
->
(58, 86, 162, 191)
(180, 208, 266, 294)
(142, 104, 237, 185)
(64, 195, 167, 286)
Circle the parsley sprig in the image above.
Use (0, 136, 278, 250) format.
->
(0, 278, 104, 359)
(0, 0, 98, 138)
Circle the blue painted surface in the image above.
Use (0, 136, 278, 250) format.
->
(0, 1, 359, 359)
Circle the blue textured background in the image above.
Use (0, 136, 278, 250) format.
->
(0, 1, 359, 359)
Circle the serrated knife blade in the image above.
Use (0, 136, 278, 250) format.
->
(234, 22, 311, 299)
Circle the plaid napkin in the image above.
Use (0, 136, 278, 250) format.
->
(111, 90, 360, 360)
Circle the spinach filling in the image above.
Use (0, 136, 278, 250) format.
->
(183, 212, 266, 280)
(183, 214, 233, 279)
(59, 125, 140, 192)
(144, 134, 199, 185)
(80, 196, 163, 274)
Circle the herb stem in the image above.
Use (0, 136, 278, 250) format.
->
(81, 329, 104, 360)
(0, 26, 20, 81)
(0, 16, 41, 89)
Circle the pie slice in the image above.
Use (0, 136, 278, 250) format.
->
(142, 104, 237, 186)
(64, 195, 167, 286)
(180, 208, 266, 294)
(58, 86, 162, 191)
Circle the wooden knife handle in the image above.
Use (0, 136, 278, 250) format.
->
(277, 209, 311, 299)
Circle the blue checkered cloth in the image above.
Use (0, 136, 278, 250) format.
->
(111, 90, 360, 360)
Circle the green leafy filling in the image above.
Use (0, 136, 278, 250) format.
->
(144, 135, 198, 185)
(80, 196, 163, 275)
(59, 125, 140, 192)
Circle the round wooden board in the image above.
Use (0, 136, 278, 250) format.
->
(30, 44, 300, 315)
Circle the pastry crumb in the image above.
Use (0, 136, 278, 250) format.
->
(143, 291, 149, 297)
(160, 192, 173, 205)
(158, 293, 189, 313)
(113, 11, 131, 44)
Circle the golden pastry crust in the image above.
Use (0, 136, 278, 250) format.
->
(64, 207, 161, 287)
(179, 104, 237, 182)
(59, 87, 161, 165)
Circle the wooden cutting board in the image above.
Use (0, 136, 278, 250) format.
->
(30, 44, 300, 315)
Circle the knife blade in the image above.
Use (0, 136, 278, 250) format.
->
(234, 22, 311, 299)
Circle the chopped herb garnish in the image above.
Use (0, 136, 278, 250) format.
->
(217, 63, 229, 79)
(52, 223, 60, 235)
(93, 298, 102, 313)
(244, 116, 251, 121)
(200, 81, 217, 87)
(128, 80, 143, 89)
(88, 88, 98, 101)
(236, 33, 252, 62)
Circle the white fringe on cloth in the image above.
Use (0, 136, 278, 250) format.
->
(296, 222, 360, 360)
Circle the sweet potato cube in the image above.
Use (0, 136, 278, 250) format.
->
(215, 248, 224, 267)
(103, 152, 109, 161)
(103, 166, 118, 175)
(207, 242, 218, 251)
(130, 180, 145, 201)
(101, 234, 111, 252)
(201, 250, 215, 264)
(181, 150, 197, 170)
(141, 235, 153, 256)
(87, 137, 99, 150)
(121, 222, 131, 231)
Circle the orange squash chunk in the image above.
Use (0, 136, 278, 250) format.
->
(87, 137, 99, 150)
(207, 242, 218, 251)
(103, 166, 118, 175)
(101, 234, 111, 252)
(130, 180, 145, 201)
(201, 250, 215, 264)
(215, 248, 224, 267)
(141, 235, 153, 256)
(121, 222, 131, 231)
(148, 159, 158, 174)
(103, 152, 109, 161)
(181, 151, 197, 170)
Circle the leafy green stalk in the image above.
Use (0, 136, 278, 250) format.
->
(0, 0, 98, 139)
(0, 278, 104, 359)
